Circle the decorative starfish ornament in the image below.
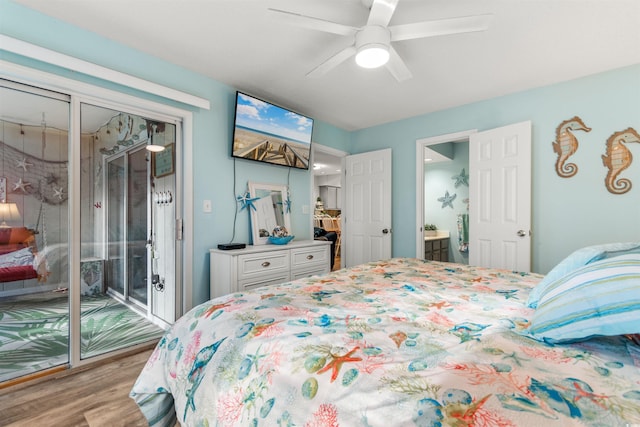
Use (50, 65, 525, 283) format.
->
(438, 191, 456, 209)
(13, 178, 32, 193)
(53, 186, 65, 200)
(284, 197, 292, 213)
(452, 168, 469, 188)
(278, 196, 293, 213)
(16, 158, 34, 171)
(236, 191, 258, 211)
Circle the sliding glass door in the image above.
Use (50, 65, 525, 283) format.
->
(0, 82, 70, 382)
(0, 77, 179, 382)
(80, 103, 175, 360)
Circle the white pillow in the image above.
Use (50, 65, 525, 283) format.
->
(0, 247, 34, 267)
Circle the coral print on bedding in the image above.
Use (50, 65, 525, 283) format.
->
(131, 258, 640, 427)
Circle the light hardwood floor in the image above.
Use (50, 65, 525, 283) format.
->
(0, 346, 176, 427)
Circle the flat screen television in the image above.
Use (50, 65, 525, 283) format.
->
(231, 91, 314, 170)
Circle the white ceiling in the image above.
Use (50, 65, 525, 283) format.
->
(313, 150, 342, 176)
(12, 0, 640, 132)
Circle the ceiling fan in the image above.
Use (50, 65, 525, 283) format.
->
(268, 0, 492, 82)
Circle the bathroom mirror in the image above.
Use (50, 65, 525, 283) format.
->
(248, 182, 291, 245)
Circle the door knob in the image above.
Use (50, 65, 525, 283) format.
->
(382, 228, 389, 234)
(517, 230, 528, 237)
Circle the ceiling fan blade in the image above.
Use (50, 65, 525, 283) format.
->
(367, 0, 399, 27)
(385, 45, 412, 82)
(268, 8, 358, 36)
(390, 14, 493, 41)
(307, 45, 357, 78)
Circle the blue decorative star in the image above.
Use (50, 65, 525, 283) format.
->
(438, 191, 456, 209)
(236, 191, 258, 211)
(452, 168, 469, 188)
(277, 193, 293, 213)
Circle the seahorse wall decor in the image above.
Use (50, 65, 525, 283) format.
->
(601, 127, 640, 195)
(552, 116, 592, 178)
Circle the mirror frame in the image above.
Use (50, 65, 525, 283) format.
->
(248, 181, 291, 245)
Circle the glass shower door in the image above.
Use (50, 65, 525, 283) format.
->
(106, 148, 147, 305)
(106, 156, 126, 296)
(126, 147, 148, 306)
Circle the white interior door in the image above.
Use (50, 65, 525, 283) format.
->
(469, 121, 531, 271)
(344, 148, 392, 267)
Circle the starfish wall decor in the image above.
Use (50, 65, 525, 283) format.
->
(452, 168, 469, 188)
(438, 191, 457, 209)
(237, 191, 258, 211)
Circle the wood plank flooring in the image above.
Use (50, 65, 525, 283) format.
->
(0, 347, 177, 427)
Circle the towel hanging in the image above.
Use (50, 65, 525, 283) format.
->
(457, 214, 469, 253)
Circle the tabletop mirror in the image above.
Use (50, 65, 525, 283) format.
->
(248, 182, 291, 245)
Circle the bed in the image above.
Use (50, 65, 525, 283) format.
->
(0, 227, 41, 282)
(131, 249, 640, 426)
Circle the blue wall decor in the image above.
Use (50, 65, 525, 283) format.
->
(438, 191, 456, 209)
(452, 168, 469, 188)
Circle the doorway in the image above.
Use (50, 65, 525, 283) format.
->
(81, 103, 179, 332)
(423, 140, 470, 265)
(416, 123, 532, 271)
(416, 130, 476, 261)
(312, 144, 346, 270)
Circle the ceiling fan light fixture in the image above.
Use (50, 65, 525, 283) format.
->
(355, 44, 389, 68)
(355, 25, 391, 69)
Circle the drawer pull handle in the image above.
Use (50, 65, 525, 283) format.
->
(306, 255, 314, 260)
(261, 261, 271, 267)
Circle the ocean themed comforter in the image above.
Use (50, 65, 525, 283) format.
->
(130, 258, 640, 426)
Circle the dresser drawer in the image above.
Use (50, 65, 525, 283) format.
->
(292, 267, 328, 281)
(237, 251, 289, 280)
(291, 245, 329, 270)
(240, 273, 291, 292)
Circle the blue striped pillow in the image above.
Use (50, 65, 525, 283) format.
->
(527, 242, 640, 308)
(527, 253, 640, 343)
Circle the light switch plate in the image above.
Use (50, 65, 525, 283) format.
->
(203, 199, 212, 213)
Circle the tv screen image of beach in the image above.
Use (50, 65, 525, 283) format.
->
(232, 92, 314, 170)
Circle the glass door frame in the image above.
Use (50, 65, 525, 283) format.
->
(1, 61, 192, 370)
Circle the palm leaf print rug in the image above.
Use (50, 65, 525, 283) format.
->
(0, 293, 164, 382)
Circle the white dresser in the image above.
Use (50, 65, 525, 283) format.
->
(209, 240, 331, 299)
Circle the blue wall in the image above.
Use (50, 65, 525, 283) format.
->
(352, 65, 640, 273)
(2, 1, 639, 305)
